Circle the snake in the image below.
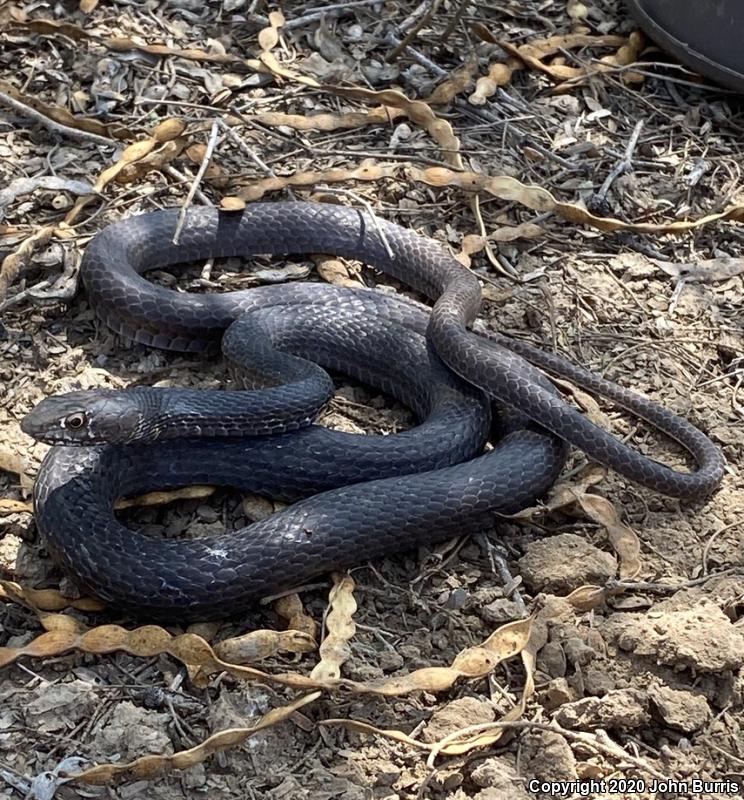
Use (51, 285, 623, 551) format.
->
(21, 202, 725, 620)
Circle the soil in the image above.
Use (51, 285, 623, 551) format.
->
(1, 1, 743, 799)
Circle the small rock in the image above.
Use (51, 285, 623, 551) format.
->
(182, 762, 207, 789)
(441, 772, 463, 791)
(446, 587, 468, 609)
(583, 664, 616, 696)
(478, 597, 523, 624)
(422, 697, 494, 743)
(0, 534, 22, 574)
(563, 636, 597, 667)
(242, 494, 275, 522)
(374, 768, 400, 787)
(346, 662, 383, 682)
(397, 644, 421, 661)
(518, 534, 617, 594)
(119, 781, 152, 800)
(195, 504, 219, 523)
(537, 641, 567, 678)
(208, 686, 271, 732)
(542, 677, 574, 711)
(470, 757, 528, 796)
(649, 685, 711, 732)
(553, 688, 649, 731)
(186, 520, 224, 538)
(378, 650, 404, 672)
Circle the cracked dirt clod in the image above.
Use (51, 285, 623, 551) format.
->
(470, 756, 532, 800)
(24, 679, 98, 733)
(518, 533, 617, 593)
(649, 684, 712, 732)
(93, 702, 173, 762)
(520, 730, 578, 784)
(552, 688, 650, 730)
(421, 697, 495, 743)
(604, 600, 744, 673)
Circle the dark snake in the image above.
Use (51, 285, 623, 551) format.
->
(21, 203, 725, 620)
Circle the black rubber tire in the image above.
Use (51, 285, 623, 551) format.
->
(625, 0, 744, 92)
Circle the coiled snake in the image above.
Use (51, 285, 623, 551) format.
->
(21, 203, 724, 619)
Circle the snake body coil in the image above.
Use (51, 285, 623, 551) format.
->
(23, 203, 724, 619)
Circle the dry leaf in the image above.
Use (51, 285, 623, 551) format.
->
(489, 221, 544, 242)
(469, 60, 519, 106)
(214, 629, 316, 663)
(310, 573, 357, 681)
(314, 255, 363, 287)
(235, 162, 396, 202)
(654, 256, 744, 282)
(253, 106, 404, 132)
(456, 234, 487, 266)
(564, 584, 608, 611)
(0, 498, 32, 514)
(0, 580, 105, 612)
(574, 492, 642, 579)
(0, 225, 57, 303)
(275, 594, 317, 640)
(71, 693, 321, 785)
(471, 25, 642, 86)
(258, 10, 285, 51)
(328, 85, 463, 169)
(0, 79, 128, 140)
(512, 465, 607, 520)
(424, 56, 479, 105)
(220, 196, 246, 211)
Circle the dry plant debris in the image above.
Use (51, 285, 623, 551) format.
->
(1, 0, 743, 798)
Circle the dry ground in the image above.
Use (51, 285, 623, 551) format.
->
(1, 0, 743, 798)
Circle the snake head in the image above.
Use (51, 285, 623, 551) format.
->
(21, 390, 145, 445)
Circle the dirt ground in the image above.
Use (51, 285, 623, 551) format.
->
(1, 0, 743, 798)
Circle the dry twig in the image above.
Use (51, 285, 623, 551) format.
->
(0, 90, 115, 148)
(173, 120, 220, 244)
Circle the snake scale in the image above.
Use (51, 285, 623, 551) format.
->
(21, 203, 725, 619)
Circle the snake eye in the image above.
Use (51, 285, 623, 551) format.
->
(65, 412, 87, 430)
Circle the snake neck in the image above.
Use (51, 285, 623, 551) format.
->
(126, 381, 332, 441)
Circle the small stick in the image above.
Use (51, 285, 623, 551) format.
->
(475, 534, 527, 616)
(284, 0, 384, 30)
(425, 718, 668, 778)
(260, 582, 330, 604)
(0, 90, 116, 148)
(597, 118, 644, 201)
(315, 186, 395, 259)
(387, 0, 443, 63)
(172, 120, 220, 245)
(701, 522, 744, 573)
(162, 165, 213, 207)
(385, 32, 446, 75)
(606, 567, 741, 594)
(216, 119, 296, 200)
(442, 0, 469, 40)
